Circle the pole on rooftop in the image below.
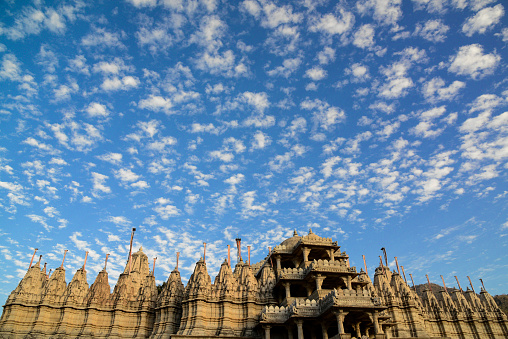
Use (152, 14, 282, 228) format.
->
(28, 248, 38, 269)
(128, 227, 136, 275)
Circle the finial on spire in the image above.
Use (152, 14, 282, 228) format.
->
(176, 252, 180, 271)
(401, 266, 408, 284)
(394, 256, 400, 275)
(455, 276, 463, 292)
(309, 228, 313, 234)
(61, 249, 68, 269)
(362, 255, 368, 276)
(152, 257, 157, 276)
(104, 253, 110, 270)
(480, 278, 486, 291)
(247, 245, 251, 266)
(467, 276, 475, 293)
(235, 238, 241, 263)
(28, 248, 38, 269)
(128, 227, 136, 275)
(441, 275, 448, 293)
(293, 229, 298, 236)
(426, 274, 432, 291)
(83, 251, 89, 270)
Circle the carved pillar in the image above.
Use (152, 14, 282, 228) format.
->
(354, 322, 361, 338)
(334, 310, 346, 334)
(286, 325, 294, 339)
(296, 320, 304, 339)
(321, 323, 328, 339)
(276, 256, 281, 272)
(315, 274, 324, 290)
(302, 247, 310, 264)
(346, 275, 352, 290)
(329, 249, 334, 261)
(284, 282, 291, 299)
(264, 325, 271, 339)
(372, 310, 383, 334)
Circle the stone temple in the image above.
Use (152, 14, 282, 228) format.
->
(0, 229, 507, 338)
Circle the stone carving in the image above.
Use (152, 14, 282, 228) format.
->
(1, 230, 507, 339)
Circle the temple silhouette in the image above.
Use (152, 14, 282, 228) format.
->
(0, 229, 507, 338)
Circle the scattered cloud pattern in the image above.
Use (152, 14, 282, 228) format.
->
(0, 0, 507, 305)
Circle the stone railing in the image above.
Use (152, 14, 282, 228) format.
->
(272, 244, 295, 254)
(260, 305, 291, 323)
(304, 259, 357, 275)
(319, 289, 379, 313)
(277, 267, 306, 280)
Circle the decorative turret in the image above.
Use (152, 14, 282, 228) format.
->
(63, 267, 89, 305)
(42, 266, 67, 304)
(86, 269, 110, 305)
(7, 259, 46, 305)
(185, 258, 211, 298)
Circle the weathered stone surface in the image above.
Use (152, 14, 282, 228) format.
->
(1, 231, 507, 338)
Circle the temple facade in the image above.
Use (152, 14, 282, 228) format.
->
(0, 230, 507, 339)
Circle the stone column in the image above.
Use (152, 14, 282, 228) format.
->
(315, 274, 324, 290)
(329, 249, 334, 261)
(334, 310, 346, 335)
(284, 282, 291, 299)
(354, 322, 361, 338)
(346, 275, 352, 290)
(296, 320, 304, 339)
(302, 247, 310, 264)
(286, 325, 294, 339)
(372, 310, 383, 334)
(264, 325, 271, 339)
(276, 256, 281, 272)
(321, 323, 328, 339)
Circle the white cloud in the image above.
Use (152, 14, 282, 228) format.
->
(356, 0, 402, 26)
(415, 19, 449, 42)
(107, 216, 131, 226)
(126, 0, 157, 7)
(101, 76, 139, 91)
(138, 95, 173, 113)
(81, 27, 126, 49)
(462, 5, 504, 37)
(448, 44, 500, 79)
(266, 57, 301, 77)
(317, 47, 335, 65)
(309, 10, 355, 35)
(422, 77, 465, 102)
(305, 67, 327, 81)
(97, 152, 122, 165)
(353, 24, 375, 48)
(251, 131, 271, 150)
(114, 168, 140, 182)
(91, 172, 111, 197)
(154, 204, 180, 219)
(86, 102, 109, 118)
(242, 0, 302, 29)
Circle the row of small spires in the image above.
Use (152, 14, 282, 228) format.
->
(27, 228, 490, 294)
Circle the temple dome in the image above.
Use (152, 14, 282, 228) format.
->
(279, 230, 301, 249)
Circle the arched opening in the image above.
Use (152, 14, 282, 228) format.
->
(343, 311, 373, 338)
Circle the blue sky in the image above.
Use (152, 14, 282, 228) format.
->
(0, 0, 507, 306)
